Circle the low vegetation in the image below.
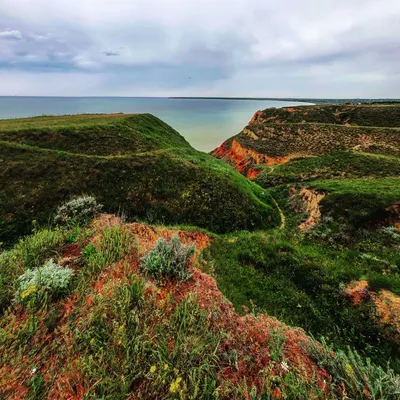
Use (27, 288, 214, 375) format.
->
(15, 259, 73, 305)
(1, 106, 400, 398)
(1, 208, 399, 399)
(54, 195, 103, 227)
(140, 235, 195, 281)
(0, 114, 278, 244)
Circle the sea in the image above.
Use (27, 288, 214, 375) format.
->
(0, 97, 310, 152)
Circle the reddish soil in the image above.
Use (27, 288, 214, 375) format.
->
(212, 139, 290, 179)
(343, 280, 400, 342)
(0, 216, 331, 399)
(290, 187, 325, 231)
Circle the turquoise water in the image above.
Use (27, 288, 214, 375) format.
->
(0, 97, 310, 152)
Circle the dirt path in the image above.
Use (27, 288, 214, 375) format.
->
(271, 197, 286, 229)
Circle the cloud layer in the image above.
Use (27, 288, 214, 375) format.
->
(0, 0, 399, 97)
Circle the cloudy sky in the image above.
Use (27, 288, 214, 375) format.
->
(0, 0, 399, 97)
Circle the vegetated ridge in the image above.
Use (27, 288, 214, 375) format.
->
(0, 113, 278, 245)
(210, 103, 400, 380)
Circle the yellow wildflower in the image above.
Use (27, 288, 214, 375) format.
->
(345, 363, 354, 376)
(20, 285, 37, 300)
(169, 377, 182, 393)
(150, 365, 157, 374)
(164, 364, 169, 370)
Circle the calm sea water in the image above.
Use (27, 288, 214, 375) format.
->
(0, 97, 310, 152)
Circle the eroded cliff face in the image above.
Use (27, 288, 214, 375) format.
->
(212, 138, 290, 179)
(289, 187, 325, 231)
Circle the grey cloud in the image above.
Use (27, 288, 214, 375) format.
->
(103, 51, 120, 56)
(0, 0, 399, 97)
(0, 29, 22, 40)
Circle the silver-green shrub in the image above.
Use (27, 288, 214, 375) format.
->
(15, 259, 74, 303)
(54, 195, 102, 227)
(140, 235, 195, 281)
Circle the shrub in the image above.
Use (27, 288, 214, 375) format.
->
(140, 235, 195, 281)
(54, 195, 102, 227)
(0, 228, 64, 311)
(15, 259, 74, 304)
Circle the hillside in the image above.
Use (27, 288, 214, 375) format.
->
(1, 107, 400, 398)
(210, 104, 400, 376)
(0, 114, 278, 244)
(1, 213, 399, 399)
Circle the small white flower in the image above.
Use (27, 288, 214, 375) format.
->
(280, 361, 289, 372)
(31, 367, 37, 375)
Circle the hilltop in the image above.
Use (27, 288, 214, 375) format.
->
(0, 113, 278, 244)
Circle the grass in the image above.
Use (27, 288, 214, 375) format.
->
(204, 229, 400, 371)
(0, 228, 65, 311)
(240, 123, 400, 157)
(1, 106, 400, 398)
(308, 177, 400, 226)
(0, 114, 278, 244)
(1, 216, 400, 398)
(257, 104, 400, 127)
(255, 151, 400, 187)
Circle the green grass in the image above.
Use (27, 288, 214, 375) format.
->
(0, 114, 190, 156)
(309, 177, 400, 226)
(205, 230, 400, 371)
(258, 104, 400, 127)
(0, 114, 278, 244)
(256, 151, 400, 187)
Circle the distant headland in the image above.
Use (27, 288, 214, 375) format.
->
(169, 96, 400, 105)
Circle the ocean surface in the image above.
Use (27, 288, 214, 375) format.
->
(0, 97, 311, 152)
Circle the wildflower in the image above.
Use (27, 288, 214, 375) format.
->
(280, 361, 289, 372)
(150, 365, 157, 373)
(169, 377, 183, 393)
(31, 367, 37, 375)
(164, 363, 169, 370)
(345, 363, 354, 376)
(20, 285, 37, 300)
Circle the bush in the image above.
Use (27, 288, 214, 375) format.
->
(15, 259, 74, 304)
(0, 228, 64, 311)
(54, 195, 102, 227)
(140, 235, 195, 281)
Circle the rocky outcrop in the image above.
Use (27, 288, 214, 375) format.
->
(212, 139, 290, 179)
(290, 187, 325, 231)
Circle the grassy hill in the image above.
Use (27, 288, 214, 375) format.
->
(256, 104, 400, 127)
(0, 114, 278, 244)
(1, 214, 399, 399)
(1, 107, 400, 398)
(210, 103, 400, 375)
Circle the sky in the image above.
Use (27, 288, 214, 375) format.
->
(0, 0, 399, 97)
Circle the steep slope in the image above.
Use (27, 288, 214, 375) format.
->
(209, 104, 400, 374)
(212, 104, 400, 179)
(0, 114, 278, 244)
(1, 214, 399, 399)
